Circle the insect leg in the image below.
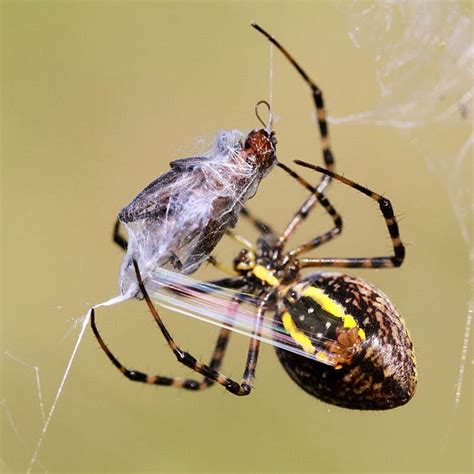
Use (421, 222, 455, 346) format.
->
(112, 218, 128, 251)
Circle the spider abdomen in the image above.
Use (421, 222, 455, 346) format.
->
(275, 272, 417, 410)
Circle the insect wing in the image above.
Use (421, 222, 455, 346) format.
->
(169, 155, 216, 171)
(119, 162, 206, 223)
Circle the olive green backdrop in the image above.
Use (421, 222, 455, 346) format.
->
(2, 2, 471, 473)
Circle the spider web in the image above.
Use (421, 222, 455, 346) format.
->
(333, 1, 472, 245)
(2, 2, 472, 472)
(332, 1, 472, 410)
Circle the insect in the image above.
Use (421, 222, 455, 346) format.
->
(115, 105, 277, 297)
(91, 24, 417, 410)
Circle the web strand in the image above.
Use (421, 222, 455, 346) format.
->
(268, 42, 274, 111)
(27, 294, 130, 473)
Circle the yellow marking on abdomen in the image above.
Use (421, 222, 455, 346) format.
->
(302, 286, 366, 340)
(303, 287, 346, 317)
(279, 320, 339, 367)
(282, 312, 315, 354)
(253, 265, 279, 287)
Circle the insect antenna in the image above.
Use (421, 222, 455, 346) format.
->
(255, 99, 273, 131)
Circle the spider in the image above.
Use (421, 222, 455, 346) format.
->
(91, 24, 417, 410)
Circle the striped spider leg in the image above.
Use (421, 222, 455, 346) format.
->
(292, 161, 405, 269)
(252, 23, 336, 245)
(91, 262, 269, 396)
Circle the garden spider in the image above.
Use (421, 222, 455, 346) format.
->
(91, 24, 416, 410)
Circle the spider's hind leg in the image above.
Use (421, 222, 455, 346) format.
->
(91, 307, 234, 391)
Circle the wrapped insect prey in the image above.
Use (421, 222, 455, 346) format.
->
(118, 118, 277, 297)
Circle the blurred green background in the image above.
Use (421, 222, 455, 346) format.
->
(2, 2, 471, 473)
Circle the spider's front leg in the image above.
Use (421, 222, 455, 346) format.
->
(252, 23, 336, 246)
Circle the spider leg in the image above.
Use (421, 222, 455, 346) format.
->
(113, 218, 128, 251)
(91, 307, 236, 391)
(207, 236, 254, 278)
(240, 289, 273, 387)
(91, 262, 267, 396)
(207, 255, 238, 276)
(161, 275, 251, 389)
(196, 283, 270, 389)
(295, 161, 405, 269)
(252, 24, 335, 246)
(133, 259, 270, 395)
(225, 228, 255, 250)
(239, 206, 274, 235)
(277, 162, 342, 260)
